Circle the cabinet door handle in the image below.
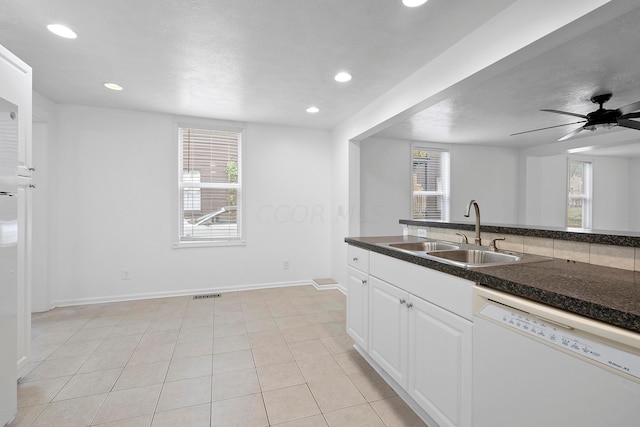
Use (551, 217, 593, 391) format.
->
(406, 303, 414, 309)
(361, 279, 367, 285)
(352, 257, 358, 262)
(399, 299, 406, 305)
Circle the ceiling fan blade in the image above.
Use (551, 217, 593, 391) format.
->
(541, 109, 588, 119)
(510, 121, 586, 136)
(558, 126, 585, 142)
(617, 119, 640, 130)
(619, 112, 640, 119)
(617, 100, 640, 115)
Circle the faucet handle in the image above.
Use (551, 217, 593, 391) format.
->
(455, 232, 469, 244)
(490, 238, 506, 251)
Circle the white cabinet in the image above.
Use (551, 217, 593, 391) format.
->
(368, 275, 472, 427)
(346, 266, 369, 350)
(369, 276, 408, 387)
(347, 245, 369, 272)
(352, 248, 473, 427)
(407, 294, 472, 427)
(346, 245, 371, 350)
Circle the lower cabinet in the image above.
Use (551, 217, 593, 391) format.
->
(369, 276, 408, 387)
(346, 266, 369, 350)
(407, 293, 472, 427)
(368, 275, 472, 427)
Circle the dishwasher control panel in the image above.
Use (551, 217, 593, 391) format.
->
(480, 303, 640, 380)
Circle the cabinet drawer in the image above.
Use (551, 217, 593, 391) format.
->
(370, 252, 473, 321)
(348, 245, 369, 272)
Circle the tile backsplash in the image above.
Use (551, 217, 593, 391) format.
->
(405, 225, 640, 272)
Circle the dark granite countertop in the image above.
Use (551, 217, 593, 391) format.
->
(345, 235, 640, 334)
(399, 219, 640, 247)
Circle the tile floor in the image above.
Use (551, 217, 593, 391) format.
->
(10, 285, 428, 426)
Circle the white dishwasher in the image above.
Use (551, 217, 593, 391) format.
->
(473, 286, 640, 427)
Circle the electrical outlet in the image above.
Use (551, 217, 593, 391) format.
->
(417, 228, 427, 238)
(122, 269, 131, 280)
(283, 260, 290, 270)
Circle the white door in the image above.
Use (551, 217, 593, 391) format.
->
(346, 266, 369, 350)
(408, 295, 472, 427)
(368, 276, 408, 388)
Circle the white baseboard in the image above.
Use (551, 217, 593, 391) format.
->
(51, 279, 344, 308)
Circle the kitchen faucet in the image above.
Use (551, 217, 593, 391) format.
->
(464, 200, 482, 245)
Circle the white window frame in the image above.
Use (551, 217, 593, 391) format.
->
(411, 146, 450, 221)
(174, 118, 245, 247)
(566, 158, 592, 229)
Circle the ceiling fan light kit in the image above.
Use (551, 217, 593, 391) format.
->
(512, 93, 640, 141)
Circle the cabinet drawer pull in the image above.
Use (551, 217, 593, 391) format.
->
(406, 303, 414, 309)
(361, 280, 367, 285)
(352, 257, 358, 262)
(399, 299, 406, 305)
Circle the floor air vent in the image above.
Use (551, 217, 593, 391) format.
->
(193, 293, 221, 299)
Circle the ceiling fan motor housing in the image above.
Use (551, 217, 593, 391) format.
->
(586, 108, 621, 126)
(585, 93, 619, 129)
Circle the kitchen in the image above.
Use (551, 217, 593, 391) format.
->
(2, 0, 640, 426)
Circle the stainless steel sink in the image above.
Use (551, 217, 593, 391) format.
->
(379, 239, 552, 268)
(426, 249, 521, 265)
(424, 248, 552, 268)
(388, 241, 460, 252)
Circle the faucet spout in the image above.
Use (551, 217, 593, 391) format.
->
(464, 200, 481, 245)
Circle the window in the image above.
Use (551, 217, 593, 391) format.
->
(178, 125, 243, 244)
(567, 159, 592, 229)
(412, 147, 450, 221)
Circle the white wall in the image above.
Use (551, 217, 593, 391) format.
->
(449, 145, 519, 224)
(359, 140, 519, 234)
(630, 157, 640, 232)
(50, 104, 332, 305)
(525, 154, 632, 230)
(359, 137, 410, 236)
(525, 155, 569, 228)
(31, 92, 58, 312)
(592, 156, 629, 231)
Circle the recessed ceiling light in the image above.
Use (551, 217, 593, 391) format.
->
(104, 83, 123, 91)
(306, 106, 320, 114)
(47, 24, 77, 39)
(334, 72, 352, 83)
(402, 0, 428, 7)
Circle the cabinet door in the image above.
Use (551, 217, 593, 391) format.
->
(368, 276, 408, 388)
(346, 266, 369, 350)
(407, 295, 472, 427)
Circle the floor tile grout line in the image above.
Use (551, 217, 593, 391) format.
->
(19, 287, 355, 427)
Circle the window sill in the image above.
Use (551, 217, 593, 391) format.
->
(173, 240, 247, 249)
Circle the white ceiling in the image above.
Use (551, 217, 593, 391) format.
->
(375, 4, 640, 150)
(0, 0, 516, 129)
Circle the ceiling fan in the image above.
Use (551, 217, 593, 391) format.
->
(511, 93, 640, 141)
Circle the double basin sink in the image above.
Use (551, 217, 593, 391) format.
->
(379, 239, 551, 268)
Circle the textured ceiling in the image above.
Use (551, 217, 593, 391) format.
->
(375, 4, 640, 150)
(0, 0, 516, 129)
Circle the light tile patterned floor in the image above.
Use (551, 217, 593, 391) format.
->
(10, 285, 427, 426)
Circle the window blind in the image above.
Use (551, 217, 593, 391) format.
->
(179, 127, 242, 242)
(412, 148, 450, 221)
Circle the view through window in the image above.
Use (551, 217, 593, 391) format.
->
(567, 159, 592, 229)
(179, 126, 242, 243)
(412, 147, 450, 221)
